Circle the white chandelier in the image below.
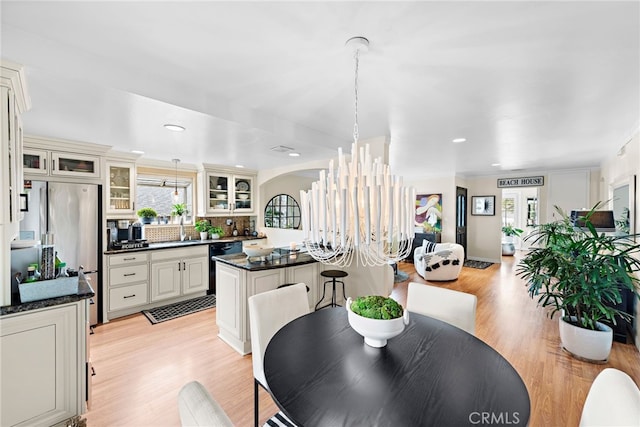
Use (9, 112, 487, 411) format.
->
(300, 37, 415, 267)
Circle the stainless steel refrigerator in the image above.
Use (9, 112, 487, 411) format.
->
(16, 181, 102, 325)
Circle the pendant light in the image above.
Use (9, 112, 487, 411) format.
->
(299, 37, 415, 267)
(172, 158, 180, 203)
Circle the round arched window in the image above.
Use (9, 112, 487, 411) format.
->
(264, 194, 301, 229)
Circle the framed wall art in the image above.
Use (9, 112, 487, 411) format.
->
(471, 195, 495, 216)
(415, 193, 442, 232)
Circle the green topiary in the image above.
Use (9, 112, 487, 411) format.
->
(136, 207, 157, 218)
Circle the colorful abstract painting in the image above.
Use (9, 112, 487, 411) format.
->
(415, 193, 442, 233)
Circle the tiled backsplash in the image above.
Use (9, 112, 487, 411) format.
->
(123, 216, 254, 243)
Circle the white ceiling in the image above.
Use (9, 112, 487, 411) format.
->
(1, 1, 638, 178)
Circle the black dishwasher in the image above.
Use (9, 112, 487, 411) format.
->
(209, 241, 243, 295)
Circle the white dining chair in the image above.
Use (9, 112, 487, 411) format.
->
(579, 368, 640, 426)
(406, 282, 477, 335)
(248, 283, 310, 427)
(177, 380, 234, 427)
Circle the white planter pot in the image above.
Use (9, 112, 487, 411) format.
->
(559, 316, 613, 363)
(501, 242, 515, 256)
(210, 233, 220, 240)
(200, 232, 208, 240)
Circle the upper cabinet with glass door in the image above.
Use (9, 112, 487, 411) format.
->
(106, 162, 136, 216)
(197, 167, 255, 216)
(22, 136, 110, 181)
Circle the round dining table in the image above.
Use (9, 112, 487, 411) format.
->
(264, 307, 530, 426)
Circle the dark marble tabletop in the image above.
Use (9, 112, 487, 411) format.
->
(212, 248, 317, 271)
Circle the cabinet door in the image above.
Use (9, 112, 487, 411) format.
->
(206, 172, 232, 214)
(150, 260, 181, 302)
(232, 175, 254, 213)
(22, 147, 48, 175)
(1, 304, 79, 427)
(286, 263, 319, 309)
(248, 268, 285, 297)
(216, 263, 242, 340)
(51, 152, 100, 178)
(182, 256, 209, 294)
(106, 162, 136, 215)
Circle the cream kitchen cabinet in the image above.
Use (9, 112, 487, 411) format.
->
(1, 60, 30, 306)
(105, 252, 150, 320)
(0, 300, 89, 427)
(150, 246, 208, 302)
(197, 166, 256, 216)
(23, 148, 100, 179)
(22, 136, 111, 182)
(106, 161, 136, 216)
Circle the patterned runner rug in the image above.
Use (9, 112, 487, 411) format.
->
(142, 294, 216, 324)
(463, 260, 494, 269)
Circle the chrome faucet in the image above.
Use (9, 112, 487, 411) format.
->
(179, 216, 186, 241)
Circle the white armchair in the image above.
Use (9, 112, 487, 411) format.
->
(414, 242, 464, 281)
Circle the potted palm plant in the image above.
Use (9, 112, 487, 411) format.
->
(516, 203, 640, 362)
(501, 225, 524, 256)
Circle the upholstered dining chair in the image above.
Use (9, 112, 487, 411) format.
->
(177, 380, 234, 427)
(248, 283, 310, 427)
(406, 282, 477, 335)
(579, 368, 640, 426)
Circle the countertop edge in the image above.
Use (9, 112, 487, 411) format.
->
(1, 280, 95, 316)
(104, 236, 264, 254)
(212, 252, 317, 271)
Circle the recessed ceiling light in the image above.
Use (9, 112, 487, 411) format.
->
(491, 163, 501, 167)
(131, 150, 144, 154)
(235, 164, 244, 168)
(452, 138, 466, 143)
(164, 124, 185, 132)
(289, 152, 301, 157)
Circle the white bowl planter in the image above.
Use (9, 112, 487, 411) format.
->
(244, 245, 274, 258)
(346, 297, 410, 348)
(559, 315, 613, 363)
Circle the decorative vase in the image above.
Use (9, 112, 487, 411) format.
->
(345, 297, 410, 348)
(559, 315, 613, 363)
(502, 242, 515, 256)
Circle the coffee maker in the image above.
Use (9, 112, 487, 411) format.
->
(107, 220, 146, 249)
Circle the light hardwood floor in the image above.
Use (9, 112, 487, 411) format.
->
(85, 253, 640, 427)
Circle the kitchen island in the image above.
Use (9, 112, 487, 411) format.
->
(212, 248, 319, 355)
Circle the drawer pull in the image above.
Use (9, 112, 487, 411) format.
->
(123, 257, 137, 261)
(123, 294, 136, 299)
(123, 273, 136, 277)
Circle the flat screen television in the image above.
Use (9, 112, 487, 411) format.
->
(570, 210, 616, 232)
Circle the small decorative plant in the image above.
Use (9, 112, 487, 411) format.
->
(350, 295, 404, 320)
(171, 203, 187, 216)
(136, 207, 157, 219)
(194, 220, 210, 233)
(209, 225, 224, 237)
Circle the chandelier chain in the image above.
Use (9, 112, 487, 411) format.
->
(353, 48, 360, 143)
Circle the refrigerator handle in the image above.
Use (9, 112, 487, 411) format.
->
(20, 193, 28, 212)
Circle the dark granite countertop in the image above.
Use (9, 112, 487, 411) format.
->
(213, 248, 317, 271)
(1, 277, 95, 316)
(104, 236, 264, 255)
